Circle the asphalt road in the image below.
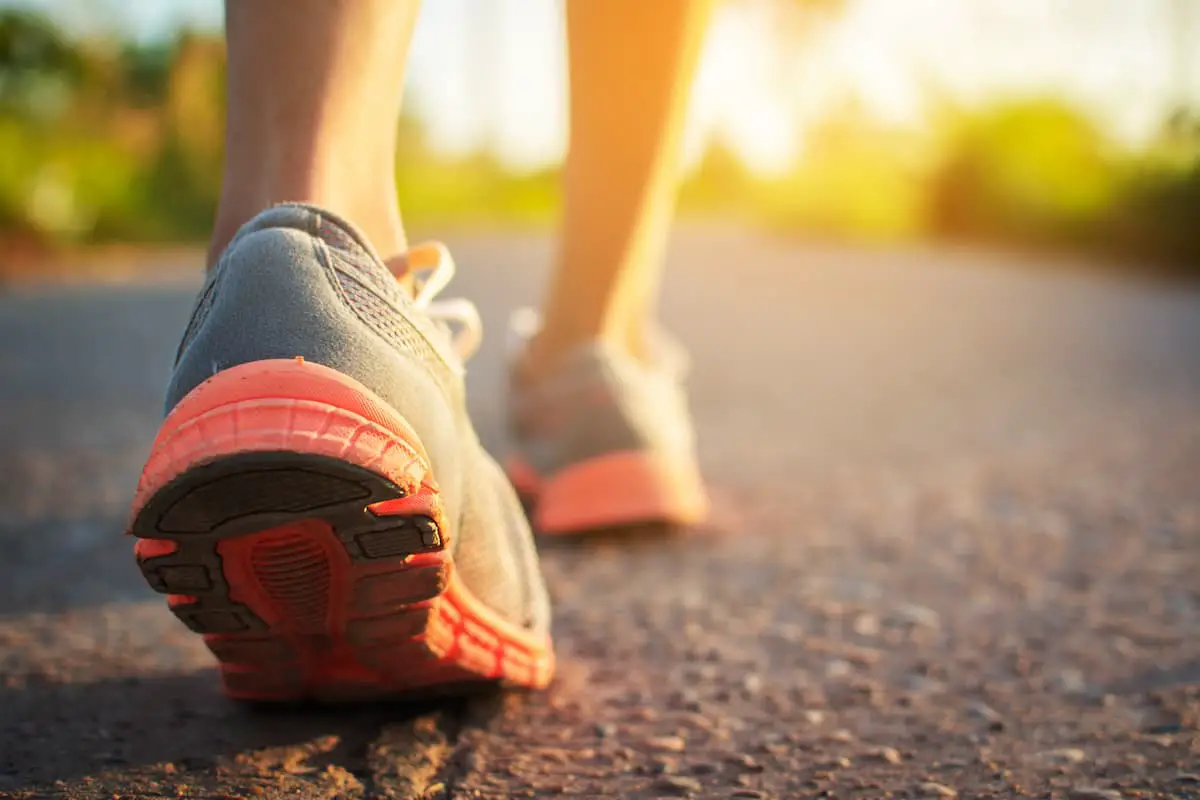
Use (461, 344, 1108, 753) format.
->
(1, 231, 1198, 799)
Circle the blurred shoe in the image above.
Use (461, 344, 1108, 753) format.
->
(506, 313, 709, 534)
(128, 204, 553, 701)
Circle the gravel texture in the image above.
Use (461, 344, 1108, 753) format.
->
(1, 230, 1197, 799)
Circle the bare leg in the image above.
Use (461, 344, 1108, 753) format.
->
(529, 0, 714, 371)
(211, 0, 419, 275)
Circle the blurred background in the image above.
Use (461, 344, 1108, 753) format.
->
(0, 0, 1198, 275)
(2, 6, 1199, 795)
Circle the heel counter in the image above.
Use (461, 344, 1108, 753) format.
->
(165, 227, 461, 487)
(167, 226, 334, 411)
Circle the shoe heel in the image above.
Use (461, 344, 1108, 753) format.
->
(130, 358, 552, 700)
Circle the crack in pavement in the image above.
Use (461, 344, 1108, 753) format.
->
(214, 695, 501, 800)
(364, 707, 461, 799)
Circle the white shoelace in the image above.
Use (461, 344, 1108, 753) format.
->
(406, 242, 483, 362)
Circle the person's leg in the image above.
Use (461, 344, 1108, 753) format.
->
(506, 0, 713, 534)
(527, 0, 714, 373)
(131, 1, 555, 701)
(211, 0, 417, 276)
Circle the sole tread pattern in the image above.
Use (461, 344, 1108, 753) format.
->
(128, 359, 553, 701)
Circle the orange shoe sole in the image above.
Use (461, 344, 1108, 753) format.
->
(507, 451, 709, 535)
(129, 358, 553, 701)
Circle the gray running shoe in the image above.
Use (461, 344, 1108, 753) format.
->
(128, 204, 553, 701)
(506, 315, 709, 534)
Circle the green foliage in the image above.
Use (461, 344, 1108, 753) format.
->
(679, 98, 1198, 273)
(764, 106, 932, 241)
(0, 118, 145, 241)
(1110, 158, 1200, 266)
(679, 110, 931, 242)
(0, 11, 1196, 277)
(929, 99, 1120, 245)
(678, 139, 758, 216)
(925, 99, 1199, 270)
(0, 8, 83, 117)
(395, 135, 559, 228)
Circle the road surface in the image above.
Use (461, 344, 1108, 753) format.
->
(1, 231, 1198, 799)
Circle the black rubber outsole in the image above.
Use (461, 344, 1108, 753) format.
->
(131, 451, 443, 637)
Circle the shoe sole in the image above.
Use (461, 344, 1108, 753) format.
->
(130, 358, 553, 701)
(507, 452, 708, 535)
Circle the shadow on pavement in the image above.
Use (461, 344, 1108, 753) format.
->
(0, 516, 151, 616)
(533, 521, 694, 551)
(0, 669, 475, 791)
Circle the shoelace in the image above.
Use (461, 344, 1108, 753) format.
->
(406, 242, 483, 362)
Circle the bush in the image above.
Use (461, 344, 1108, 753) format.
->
(928, 99, 1120, 248)
(1, 10, 1196, 279)
(680, 111, 932, 243)
(1110, 160, 1200, 270)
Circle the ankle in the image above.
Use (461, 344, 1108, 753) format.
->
(520, 324, 651, 382)
(518, 331, 592, 383)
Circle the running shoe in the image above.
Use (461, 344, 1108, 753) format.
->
(129, 204, 553, 701)
(506, 315, 708, 534)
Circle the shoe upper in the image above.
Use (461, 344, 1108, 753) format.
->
(508, 326, 701, 479)
(169, 203, 549, 634)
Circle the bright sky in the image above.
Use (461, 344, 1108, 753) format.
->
(13, 0, 1200, 174)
